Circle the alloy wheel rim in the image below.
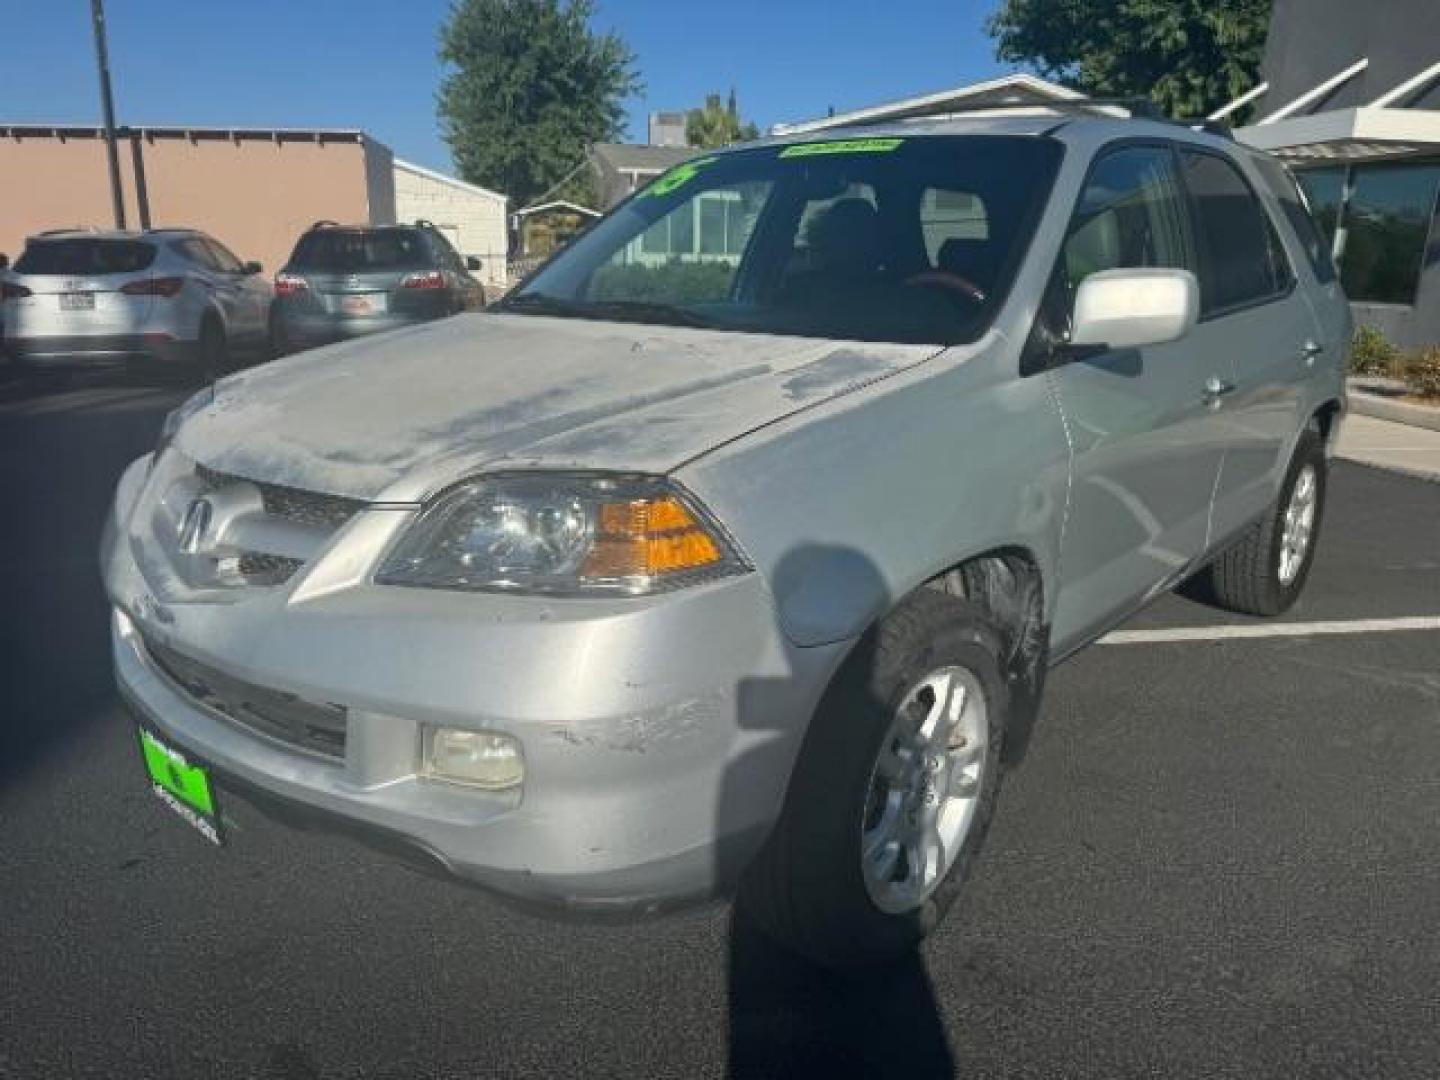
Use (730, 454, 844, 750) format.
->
(1278, 464, 1318, 584)
(860, 665, 988, 915)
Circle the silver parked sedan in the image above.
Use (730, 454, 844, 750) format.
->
(103, 113, 1349, 967)
(2, 228, 272, 378)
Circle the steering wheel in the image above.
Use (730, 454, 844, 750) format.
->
(903, 270, 987, 305)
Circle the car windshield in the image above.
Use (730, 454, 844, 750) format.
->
(14, 238, 156, 275)
(505, 134, 1062, 345)
(288, 229, 428, 271)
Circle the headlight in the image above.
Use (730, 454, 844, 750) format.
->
(375, 473, 748, 595)
(153, 385, 214, 465)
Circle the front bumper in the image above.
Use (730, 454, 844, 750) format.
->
(5, 333, 201, 367)
(103, 457, 847, 911)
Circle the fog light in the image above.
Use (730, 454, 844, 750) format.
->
(424, 727, 524, 790)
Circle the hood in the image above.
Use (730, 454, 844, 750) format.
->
(175, 312, 940, 501)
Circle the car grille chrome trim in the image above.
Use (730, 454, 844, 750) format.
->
(194, 464, 365, 531)
(142, 634, 349, 761)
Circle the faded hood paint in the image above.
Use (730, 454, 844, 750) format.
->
(175, 312, 940, 501)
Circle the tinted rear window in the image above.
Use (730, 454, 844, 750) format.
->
(288, 230, 429, 271)
(14, 238, 156, 275)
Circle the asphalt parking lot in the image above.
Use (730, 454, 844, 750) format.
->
(2, 372, 1438, 1079)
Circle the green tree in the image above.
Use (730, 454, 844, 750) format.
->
(438, 0, 641, 210)
(987, 0, 1271, 120)
(685, 89, 761, 149)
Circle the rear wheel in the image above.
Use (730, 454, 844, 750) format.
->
(739, 592, 1010, 968)
(1193, 428, 1327, 616)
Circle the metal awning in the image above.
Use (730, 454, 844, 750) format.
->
(1237, 107, 1440, 163)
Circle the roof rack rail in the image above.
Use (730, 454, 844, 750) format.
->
(309, 219, 339, 230)
(36, 226, 95, 236)
(413, 218, 437, 230)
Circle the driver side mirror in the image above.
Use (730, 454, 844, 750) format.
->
(1068, 268, 1198, 351)
(243, 260, 263, 275)
(465, 255, 482, 272)
(0, 253, 8, 270)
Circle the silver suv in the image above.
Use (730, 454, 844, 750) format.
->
(103, 115, 1349, 967)
(2, 228, 272, 379)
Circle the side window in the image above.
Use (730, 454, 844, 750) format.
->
(1178, 150, 1293, 314)
(1062, 145, 1195, 290)
(172, 238, 217, 270)
(202, 238, 245, 274)
(920, 187, 988, 264)
(1253, 155, 1338, 284)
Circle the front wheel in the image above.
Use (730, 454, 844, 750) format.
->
(739, 592, 1011, 968)
(1194, 428, 1327, 616)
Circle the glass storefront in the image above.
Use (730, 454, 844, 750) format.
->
(1296, 161, 1440, 305)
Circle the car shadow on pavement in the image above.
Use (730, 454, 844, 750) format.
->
(0, 372, 182, 792)
(723, 544, 955, 1078)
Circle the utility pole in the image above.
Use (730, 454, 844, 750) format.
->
(90, 0, 126, 229)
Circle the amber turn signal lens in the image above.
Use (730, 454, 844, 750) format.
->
(583, 496, 722, 579)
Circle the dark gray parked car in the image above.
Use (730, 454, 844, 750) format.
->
(269, 220, 484, 353)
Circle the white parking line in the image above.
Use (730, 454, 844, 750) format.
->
(1099, 616, 1440, 645)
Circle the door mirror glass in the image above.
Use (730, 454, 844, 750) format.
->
(243, 260, 263, 275)
(0, 253, 8, 270)
(1069, 268, 1198, 350)
(466, 255, 482, 271)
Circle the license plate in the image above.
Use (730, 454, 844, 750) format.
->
(137, 727, 224, 845)
(60, 292, 95, 311)
(341, 294, 385, 315)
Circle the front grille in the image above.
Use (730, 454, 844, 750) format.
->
(144, 636, 348, 761)
(188, 464, 366, 587)
(194, 464, 365, 532)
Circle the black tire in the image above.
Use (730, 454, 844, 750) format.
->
(739, 591, 1011, 969)
(199, 316, 229, 381)
(1194, 428, 1327, 617)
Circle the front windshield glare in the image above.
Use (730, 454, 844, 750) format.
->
(509, 135, 1063, 346)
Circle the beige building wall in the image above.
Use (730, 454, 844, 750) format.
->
(0, 130, 399, 275)
(393, 160, 508, 286)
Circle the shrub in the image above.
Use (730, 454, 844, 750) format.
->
(1404, 346, 1440, 401)
(1350, 324, 1401, 377)
(588, 259, 734, 304)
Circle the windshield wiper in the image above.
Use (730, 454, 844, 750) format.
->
(498, 291, 716, 330)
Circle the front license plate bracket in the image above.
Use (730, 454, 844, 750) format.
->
(138, 726, 225, 846)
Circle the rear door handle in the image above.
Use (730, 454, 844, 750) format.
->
(1204, 376, 1237, 403)
(1301, 340, 1324, 366)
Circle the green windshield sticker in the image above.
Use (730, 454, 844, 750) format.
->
(637, 156, 719, 199)
(140, 728, 215, 817)
(778, 138, 905, 159)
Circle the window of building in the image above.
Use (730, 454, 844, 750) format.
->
(1337, 162, 1440, 305)
(1294, 167, 1345, 248)
(1062, 146, 1194, 289)
(1254, 156, 1337, 284)
(1178, 149, 1291, 314)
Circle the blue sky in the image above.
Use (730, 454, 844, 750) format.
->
(3, 0, 1016, 175)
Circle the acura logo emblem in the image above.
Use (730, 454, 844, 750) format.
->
(178, 497, 213, 554)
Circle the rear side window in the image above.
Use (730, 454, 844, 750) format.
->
(288, 229, 428, 271)
(1062, 145, 1195, 288)
(1178, 150, 1293, 314)
(15, 238, 155, 275)
(1252, 155, 1337, 284)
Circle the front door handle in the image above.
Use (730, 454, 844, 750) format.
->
(1204, 375, 1237, 405)
(1301, 340, 1324, 367)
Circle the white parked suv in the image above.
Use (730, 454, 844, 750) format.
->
(2, 228, 273, 379)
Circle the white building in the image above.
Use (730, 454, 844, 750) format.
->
(393, 158, 509, 287)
